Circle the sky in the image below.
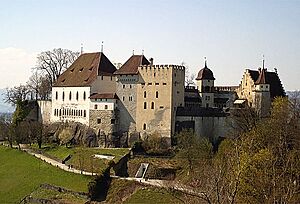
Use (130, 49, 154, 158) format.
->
(0, 0, 299, 90)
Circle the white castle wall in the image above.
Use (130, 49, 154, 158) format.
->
(37, 100, 52, 124)
(51, 86, 91, 125)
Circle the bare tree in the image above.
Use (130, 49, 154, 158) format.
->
(36, 48, 80, 85)
(4, 85, 30, 106)
(182, 61, 195, 86)
(27, 71, 51, 100)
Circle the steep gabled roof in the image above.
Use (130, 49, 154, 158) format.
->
(255, 68, 267, 84)
(248, 69, 285, 98)
(114, 55, 150, 75)
(54, 52, 116, 87)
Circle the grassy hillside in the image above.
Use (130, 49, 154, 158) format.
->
(0, 146, 91, 203)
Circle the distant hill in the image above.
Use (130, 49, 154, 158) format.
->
(0, 89, 14, 113)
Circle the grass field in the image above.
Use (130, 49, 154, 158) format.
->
(30, 145, 130, 174)
(0, 146, 91, 203)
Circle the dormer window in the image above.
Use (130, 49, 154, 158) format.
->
(70, 68, 75, 72)
(89, 66, 93, 71)
(79, 67, 84, 72)
(61, 79, 65, 83)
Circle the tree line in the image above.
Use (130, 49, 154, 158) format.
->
(174, 96, 300, 203)
(4, 48, 79, 106)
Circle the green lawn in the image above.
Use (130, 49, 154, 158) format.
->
(30, 145, 130, 173)
(0, 146, 91, 203)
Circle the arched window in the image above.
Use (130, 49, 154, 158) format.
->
(76, 91, 79, 100)
(69, 91, 72, 100)
(144, 102, 147, 109)
(83, 91, 86, 100)
(62, 92, 65, 101)
(144, 91, 146, 98)
(156, 91, 158, 98)
(55, 92, 58, 100)
(143, 123, 146, 130)
(151, 102, 154, 109)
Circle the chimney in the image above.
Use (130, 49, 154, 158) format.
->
(149, 58, 154, 66)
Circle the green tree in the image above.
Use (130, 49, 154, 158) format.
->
(238, 97, 300, 203)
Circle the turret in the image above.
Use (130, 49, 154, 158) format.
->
(254, 63, 271, 117)
(195, 58, 215, 108)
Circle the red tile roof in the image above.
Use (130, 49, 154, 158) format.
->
(54, 52, 116, 87)
(114, 55, 149, 75)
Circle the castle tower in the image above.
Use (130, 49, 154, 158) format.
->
(254, 67, 271, 117)
(196, 59, 215, 108)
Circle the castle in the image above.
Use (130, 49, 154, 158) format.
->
(38, 52, 285, 145)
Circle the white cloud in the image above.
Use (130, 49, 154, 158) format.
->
(0, 47, 37, 88)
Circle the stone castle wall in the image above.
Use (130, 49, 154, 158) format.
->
(89, 109, 116, 135)
(136, 65, 185, 139)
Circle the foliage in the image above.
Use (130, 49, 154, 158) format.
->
(88, 167, 111, 201)
(175, 129, 213, 173)
(0, 146, 90, 203)
(142, 132, 170, 155)
(237, 97, 300, 203)
(12, 100, 31, 125)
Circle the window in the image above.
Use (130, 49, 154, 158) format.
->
(160, 106, 164, 109)
(111, 119, 116, 124)
(151, 102, 154, 109)
(105, 105, 108, 109)
(83, 110, 86, 117)
(76, 91, 79, 100)
(69, 91, 72, 100)
(62, 92, 65, 101)
(123, 85, 125, 89)
(144, 91, 146, 98)
(83, 91, 86, 100)
(123, 96, 125, 101)
(154, 73, 156, 77)
(97, 118, 101, 124)
(163, 83, 167, 85)
(101, 76, 104, 80)
(148, 83, 152, 85)
(156, 91, 158, 98)
(143, 123, 146, 130)
(144, 102, 147, 109)
(155, 83, 159, 85)
(94, 104, 98, 109)
(54, 109, 56, 116)
(111, 76, 113, 81)
(130, 85, 132, 88)
(55, 92, 58, 100)
(80, 110, 83, 116)
(59, 109, 61, 116)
